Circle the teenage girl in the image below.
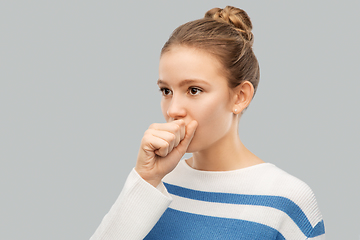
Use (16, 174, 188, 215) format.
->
(91, 6, 325, 240)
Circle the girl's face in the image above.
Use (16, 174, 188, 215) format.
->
(158, 46, 237, 153)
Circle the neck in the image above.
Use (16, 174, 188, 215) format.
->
(187, 131, 264, 171)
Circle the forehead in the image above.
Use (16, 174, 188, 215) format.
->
(158, 46, 228, 87)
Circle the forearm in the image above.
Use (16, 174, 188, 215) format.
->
(90, 169, 172, 240)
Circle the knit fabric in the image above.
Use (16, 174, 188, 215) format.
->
(91, 160, 325, 240)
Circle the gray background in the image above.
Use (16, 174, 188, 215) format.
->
(1, 1, 359, 239)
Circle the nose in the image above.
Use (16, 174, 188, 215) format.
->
(166, 95, 187, 120)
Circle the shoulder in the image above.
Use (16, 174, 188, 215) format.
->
(261, 164, 325, 233)
(243, 164, 325, 238)
(259, 164, 320, 212)
(261, 164, 315, 198)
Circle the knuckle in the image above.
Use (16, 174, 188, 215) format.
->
(149, 123, 157, 129)
(161, 141, 170, 149)
(143, 129, 152, 137)
(173, 124, 180, 132)
(141, 135, 150, 145)
(169, 133, 176, 142)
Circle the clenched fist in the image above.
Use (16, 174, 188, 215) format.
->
(135, 119, 198, 187)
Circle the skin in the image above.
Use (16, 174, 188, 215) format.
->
(135, 46, 264, 187)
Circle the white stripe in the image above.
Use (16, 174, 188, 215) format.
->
(169, 194, 308, 240)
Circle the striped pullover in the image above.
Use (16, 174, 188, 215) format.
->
(91, 160, 325, 240)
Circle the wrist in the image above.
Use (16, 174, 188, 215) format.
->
(134, 167, 162, 187)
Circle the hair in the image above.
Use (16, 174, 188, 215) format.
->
(161, 6, 260, 96)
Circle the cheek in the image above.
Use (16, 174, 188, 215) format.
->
(196, 107, 230, 136)
(187, 97, 232, 150)
(195, 94, 231, 127)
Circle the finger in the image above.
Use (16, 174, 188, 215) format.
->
(178, 120, 186, 141)
(149, 120, 185, 149)
(173, 120, 198, 155)
(171, 120, 185, 148)
(147, 129, 177, 153)
(154, 120, 198, 174)
(150, 120, 185, 141)
(143, 135, 170, 157)
(173, 119, 186, 141)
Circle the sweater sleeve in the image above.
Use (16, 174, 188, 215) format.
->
(90, 168, 172, 240)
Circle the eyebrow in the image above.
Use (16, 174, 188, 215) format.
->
(157, 79, 210, 87)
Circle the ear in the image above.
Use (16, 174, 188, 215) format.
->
(232, 81, 254, 115)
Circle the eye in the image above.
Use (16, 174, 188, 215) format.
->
(159, 88, 172, 96)
(189, 87, 202, 96)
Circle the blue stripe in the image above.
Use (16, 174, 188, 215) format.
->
(145, 208, 286, 240)
(309, 220, 325, 238)
(163, 182, 325, 238)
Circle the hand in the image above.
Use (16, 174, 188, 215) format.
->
(135, 119, 198, 187)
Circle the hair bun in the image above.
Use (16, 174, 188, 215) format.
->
(204, 6, 254, 45)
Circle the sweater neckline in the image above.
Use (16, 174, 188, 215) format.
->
(181, 158, 274, 175)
